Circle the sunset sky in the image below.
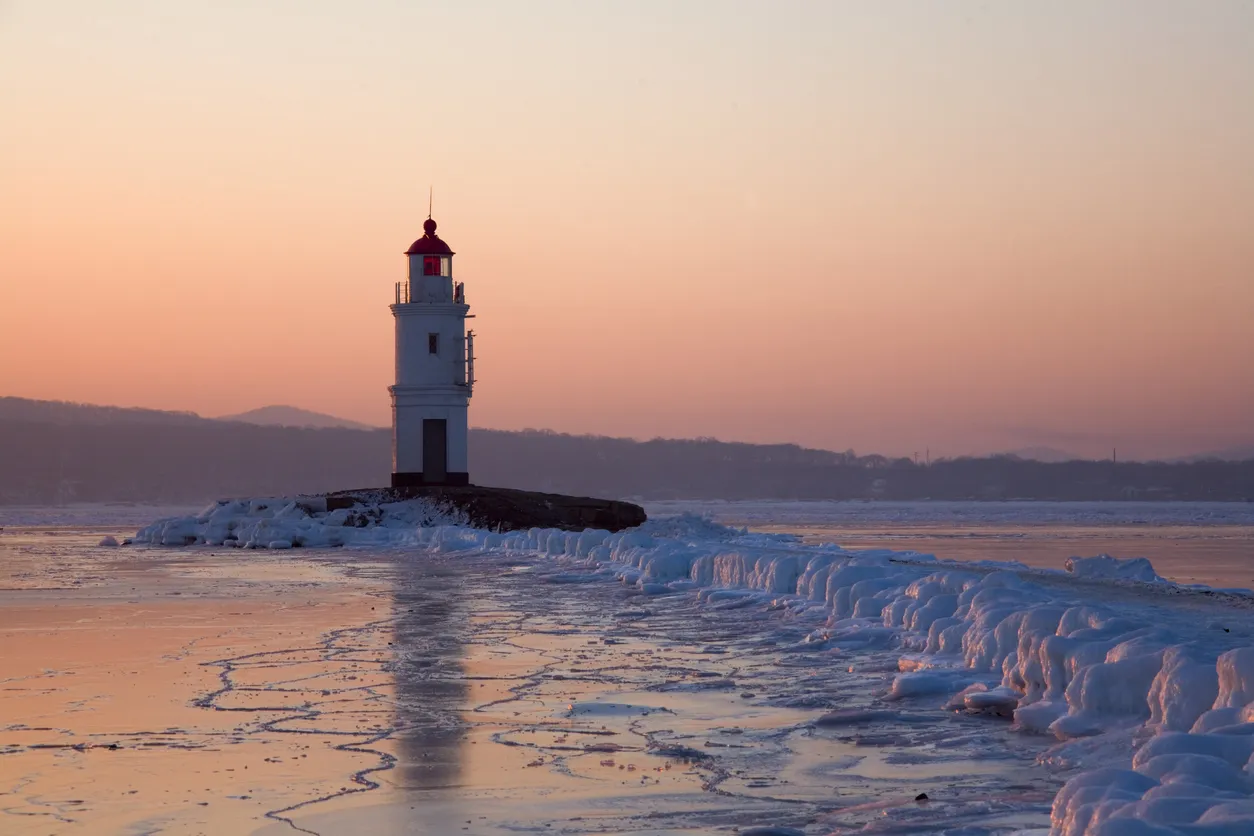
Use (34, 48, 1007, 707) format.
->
(2, 1, 1252, 460)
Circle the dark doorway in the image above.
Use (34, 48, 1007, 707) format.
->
(423, 419, 448, 483)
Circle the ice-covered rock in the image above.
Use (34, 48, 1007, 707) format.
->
(1066, 555, 1163, 584)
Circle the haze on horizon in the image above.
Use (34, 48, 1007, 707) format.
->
(2, 1, 1252, 462)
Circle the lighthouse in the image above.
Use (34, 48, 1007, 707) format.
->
(390, 216, 474, 487)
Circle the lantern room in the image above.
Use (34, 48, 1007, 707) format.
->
(405, 217, 454, 280)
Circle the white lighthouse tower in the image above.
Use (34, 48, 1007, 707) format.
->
(390, 215, 474, 487)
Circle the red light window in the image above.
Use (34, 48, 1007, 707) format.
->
(423, 256, 441, 276)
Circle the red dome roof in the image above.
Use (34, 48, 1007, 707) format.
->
(405, 217, 454, 256)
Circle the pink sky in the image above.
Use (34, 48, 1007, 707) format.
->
(2, 2, 1252, 460)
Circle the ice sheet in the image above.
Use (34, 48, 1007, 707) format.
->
(133, 499, 1254, 835)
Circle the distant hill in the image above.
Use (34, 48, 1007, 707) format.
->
(219, 405, 379, 431)
(2, 397, 1254, 504)
(0, 397, 379, 432)
(0, 396, 207, 426)
(1179, 446, 1254, 464)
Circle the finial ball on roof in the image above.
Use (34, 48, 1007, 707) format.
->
(404, 217, 454, 255)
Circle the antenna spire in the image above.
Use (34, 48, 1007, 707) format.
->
(428, 186, 433, 220)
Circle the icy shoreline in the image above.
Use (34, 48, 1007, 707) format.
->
(136, 500, 1254, 835)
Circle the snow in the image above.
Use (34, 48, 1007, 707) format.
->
(133, 500, 1254, 835)
(134, 497, 466, 548)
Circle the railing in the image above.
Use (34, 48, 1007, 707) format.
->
(394, 281, 467, 305)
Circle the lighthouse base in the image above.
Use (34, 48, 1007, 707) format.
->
(325, 485, 646, 533)
(391, 471, 470, 488)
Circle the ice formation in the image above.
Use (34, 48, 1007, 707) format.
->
(135, 496, 466, 549)
(135, 502, 1254, 835)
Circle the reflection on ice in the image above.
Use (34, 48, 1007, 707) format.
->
(390, 565, 469, 793)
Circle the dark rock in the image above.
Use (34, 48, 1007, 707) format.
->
(324, 485, 646, 533)
(915, 792, 929, 801)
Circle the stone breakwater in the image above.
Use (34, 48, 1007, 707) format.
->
(134, 488, 646, 549)
(324, 486, 646, 533)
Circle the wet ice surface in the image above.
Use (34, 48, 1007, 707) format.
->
(7, 501, 1254, 835)
(0, 526, 399, 833)
(298, 553, 1059, 835)
(0, 503, 202, 529)
(1, 525, 1057, 835)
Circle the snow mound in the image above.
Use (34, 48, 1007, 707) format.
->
(134, 502, 1254, 834)
(133, 496, 467, 549)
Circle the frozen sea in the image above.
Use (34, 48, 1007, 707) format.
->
(3, 500, 1254, 835)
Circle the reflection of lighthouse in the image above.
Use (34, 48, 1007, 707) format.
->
(391, 563, 468, 794)
(390, 215, 475, 487)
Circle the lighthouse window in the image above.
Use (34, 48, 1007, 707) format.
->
(428, 333, 439, 355)
(422, 256, 451, 277)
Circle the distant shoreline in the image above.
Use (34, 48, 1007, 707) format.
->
(4, 397, 1252, 505)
